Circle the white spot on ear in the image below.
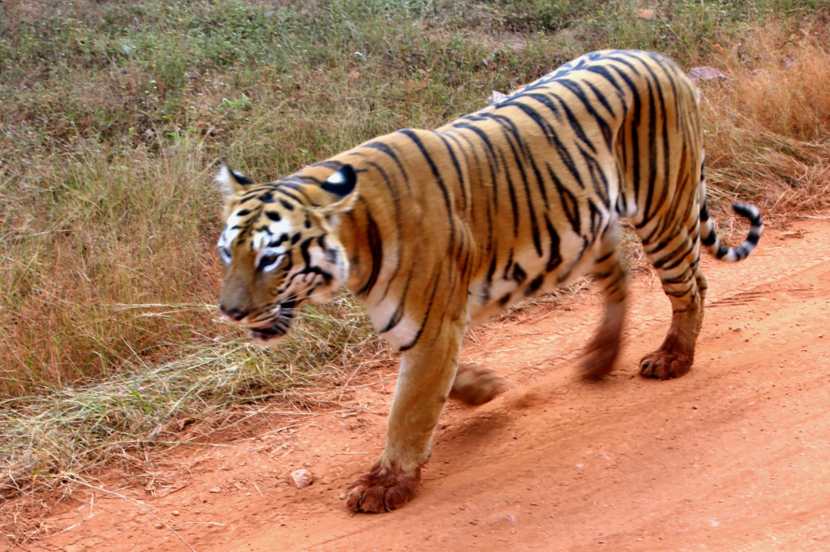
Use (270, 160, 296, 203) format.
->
(326, 169, 346, 185)
(215, 164, 233, 195)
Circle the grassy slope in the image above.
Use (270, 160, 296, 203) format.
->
(1, 0, 829, 506)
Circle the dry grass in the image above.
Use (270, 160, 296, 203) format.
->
(1, 145, 222, 394)
(699, 21, 830, 213)
(1, 2, 830, 530)
(0, 295, 383, 501)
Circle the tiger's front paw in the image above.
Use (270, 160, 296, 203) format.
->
(346, 462, 421, 513)
(581, 329, 622, 380)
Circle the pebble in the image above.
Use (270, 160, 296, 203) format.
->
(290, 468, 314, 489)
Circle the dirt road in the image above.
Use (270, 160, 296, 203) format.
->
(25, 216, 830, 551)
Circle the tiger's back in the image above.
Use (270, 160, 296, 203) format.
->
(443, 49, 705, 320)
(320, 50, 720, 346)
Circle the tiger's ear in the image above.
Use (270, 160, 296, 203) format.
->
(215, 162, 254, 198)
(318, 164, 358, 215)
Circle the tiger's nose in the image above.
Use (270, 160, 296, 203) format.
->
(220, 304, 248, 321)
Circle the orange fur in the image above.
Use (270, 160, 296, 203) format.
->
(214, 50, 763, 512)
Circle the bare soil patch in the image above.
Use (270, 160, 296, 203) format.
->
(11, 215, 830, 551)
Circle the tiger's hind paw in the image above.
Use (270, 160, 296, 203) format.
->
(581, 332, 622, 381)
(450, 363, 506, 406)
(346, 462, 420, 513)
(639, 350, 692, 379)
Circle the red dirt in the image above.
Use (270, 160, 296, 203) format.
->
(14, 216, 830, 551)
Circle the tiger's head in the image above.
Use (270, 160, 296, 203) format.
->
(214, 162, 358, 343)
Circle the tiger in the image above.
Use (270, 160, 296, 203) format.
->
(213, 49, 762, 514)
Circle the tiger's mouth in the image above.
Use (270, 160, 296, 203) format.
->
(250, 324, 288, 341)
(247, 300, 297, 342)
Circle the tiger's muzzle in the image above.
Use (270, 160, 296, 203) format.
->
(245, 299, 298, 343)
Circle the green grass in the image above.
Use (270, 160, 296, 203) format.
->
(1, 0, 830, 511)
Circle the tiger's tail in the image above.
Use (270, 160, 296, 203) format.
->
(700, 198, 763, 262)
(697, 150, 763, 262)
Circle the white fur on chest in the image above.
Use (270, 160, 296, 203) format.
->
(367, 297, 419, 350)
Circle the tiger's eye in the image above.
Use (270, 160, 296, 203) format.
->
(258, 253, 281, 272)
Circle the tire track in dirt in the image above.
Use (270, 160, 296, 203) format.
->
(23, 217, 830, 552)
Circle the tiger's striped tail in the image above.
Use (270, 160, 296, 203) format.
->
(700, 201, 763, 262)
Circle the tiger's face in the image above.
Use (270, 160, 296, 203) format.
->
(214, 163, 357, 343)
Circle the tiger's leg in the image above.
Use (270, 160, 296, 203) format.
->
(638, 232, 704, 379)
(582, 223, 628, 380)
(346, 316, 464, 513)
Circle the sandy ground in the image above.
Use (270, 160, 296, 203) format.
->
(13, 215, 830, 552)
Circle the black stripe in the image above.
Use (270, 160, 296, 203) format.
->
(637, 57, 670, 224)
(585, 80, 616, 118)
(483, 115, 542, 255)
(456, 131, 496, 263)
(380, 273, 411, 334)
(653, 239, 690, 269)
(545, 215, 562, 272)
(483, 111, 549, 205)
(557, 78, 613, 149)
(511, 101, 587, 191)
(497, 149, 521, 239)
(661, 267, 694, 286)
(512, 263, 527, 284)
(584, 65, 625, 99)
(272, 185, 305, 203)
(356, 204, 383, 296)
(557, 237, 589, 284)
(578, 145, 609, 205)
(595, 250, 614, 264)
(551, 91, 597, 154)
(399, 266, 443, 352)
(606, 64, 643, 229)
(547, 164, 581, 233)
(444, 133, 474, 212)
(434, 131, 468, 210)
(269, 233, 288, 248)
(701, 229, 717, 246)
(364, 141, 411, 191)
(363, 160, 403, 302)
(639, 62, 658, 224)
(525, 274, 545, 296)
(299, 236, 314, 266)
(399, 129, 455, 243)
